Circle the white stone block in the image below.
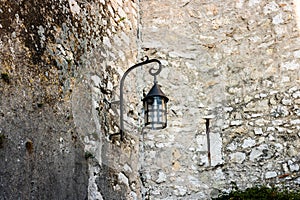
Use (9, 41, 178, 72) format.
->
(174, 185, 187, 196)
(103, 36, 111, 48)
(118, 172, 129, 186)
(295, 177, 300, 184)
(68, 0, 81, 15)
(293, 91, 300, 98)
(289, 162, 300, 172)
(272, 13, 284, 25)
(210, 133, 223, 166)
(123, 164, 132, 173)
(254, 127, 263, 135)
(242, 138, 256, 148)
(249, 0, 261, 7)
(156, 171, 167, 183)
(263, 2, 279, 14)
(265, 171, 277, 179)
(230, 120, 243, 126)
(249, 144, 268, 161)
(282, 97, 292, 105)
(227, 142, 237, 151)
(291, 119, 300, 124)
(282, 163, 289, 173)
(129, 192, 137, 200)
(282, 61, 300, 70)
(294, 50, 300, 58)
(229, 152, 246, 164)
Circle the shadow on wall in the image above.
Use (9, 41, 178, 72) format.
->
(0, 98, 88, 199)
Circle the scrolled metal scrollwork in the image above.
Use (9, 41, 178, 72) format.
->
(148, 61, 162, 78)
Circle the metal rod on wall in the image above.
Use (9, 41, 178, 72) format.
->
(205, 118, 211, 166)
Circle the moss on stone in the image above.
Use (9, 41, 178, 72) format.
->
(213, 185, 300, 200)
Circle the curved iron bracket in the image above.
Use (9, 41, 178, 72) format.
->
(109, 56, 162, 141)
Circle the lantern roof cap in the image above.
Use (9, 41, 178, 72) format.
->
(143, 82, 169, 102)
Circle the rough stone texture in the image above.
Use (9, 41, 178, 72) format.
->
(0, 1, 89, 199)
(140, 0, 300, 199)
(0, 0, 140, 199)
(2, 0, 300, 199)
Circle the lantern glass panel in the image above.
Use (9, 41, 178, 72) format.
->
(144, 96, 167, 130)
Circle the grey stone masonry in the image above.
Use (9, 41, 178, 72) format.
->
(140, 0, 300, 199)
(0, 0, 140, 199)
(2, 0, 300, 199)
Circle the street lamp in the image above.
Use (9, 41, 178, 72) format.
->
(109, 56, 169, 141)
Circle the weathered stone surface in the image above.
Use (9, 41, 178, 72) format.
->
(229, 152, 246, 164)
(139, 0, 300, 198)
(0, 0, 139, 199)
(0, 0, 90, 199)
(265, 171, 277, 179)
(2, 0, 300, 199)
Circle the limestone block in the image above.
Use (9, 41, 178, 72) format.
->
(274, 143, 284, 152)
(229, 152, 246, 164)
(255, 119, 269, 126)
(69, 0, 81, 15)
(129, 191, 137, 200)
(287, 146, 299, 157)
(214, 168, 226, 181)
(103, 36, 112, 48)
(294, 50, 300, 58)
(123, 164, 132, 173)
(118, 172, 129, 186)
(272, 13, 284, 25)
(248, 0, 261, 7)
(294, 177, 300, 184)
(156, 171, 167, 183)
(293, 91, 300, 98)
(282, 97, 292, 105)
(253, 127, 263, 135)
(188, 176, 201, 191)
(281, 61, 300, 71)
(174, 185, 187, 196)
(291, 119, 300, 125)
(288, 161, 300, 172)
(242, 138, 256, 148)
(210, 133, 223, 166)
(230, 120, 243, 126)
(227, 142, 237, 151)
(265, 171, 277, 179)
(196, 135, 207, 152)
(282, 163, 289, 173)
(249, 144, 269, 161)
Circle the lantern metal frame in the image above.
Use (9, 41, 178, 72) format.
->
(109, 56, 169, 141)
(143, 82, 169, 130)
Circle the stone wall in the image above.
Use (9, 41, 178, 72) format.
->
(139, 0, 300, 199)
(1, 0, 300, 199)
(0, 0, 140, 199)
(85, 0, 143, 199)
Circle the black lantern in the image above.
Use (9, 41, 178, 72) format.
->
(143, 82, 169, 130)
(109, 56, 169, 141)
